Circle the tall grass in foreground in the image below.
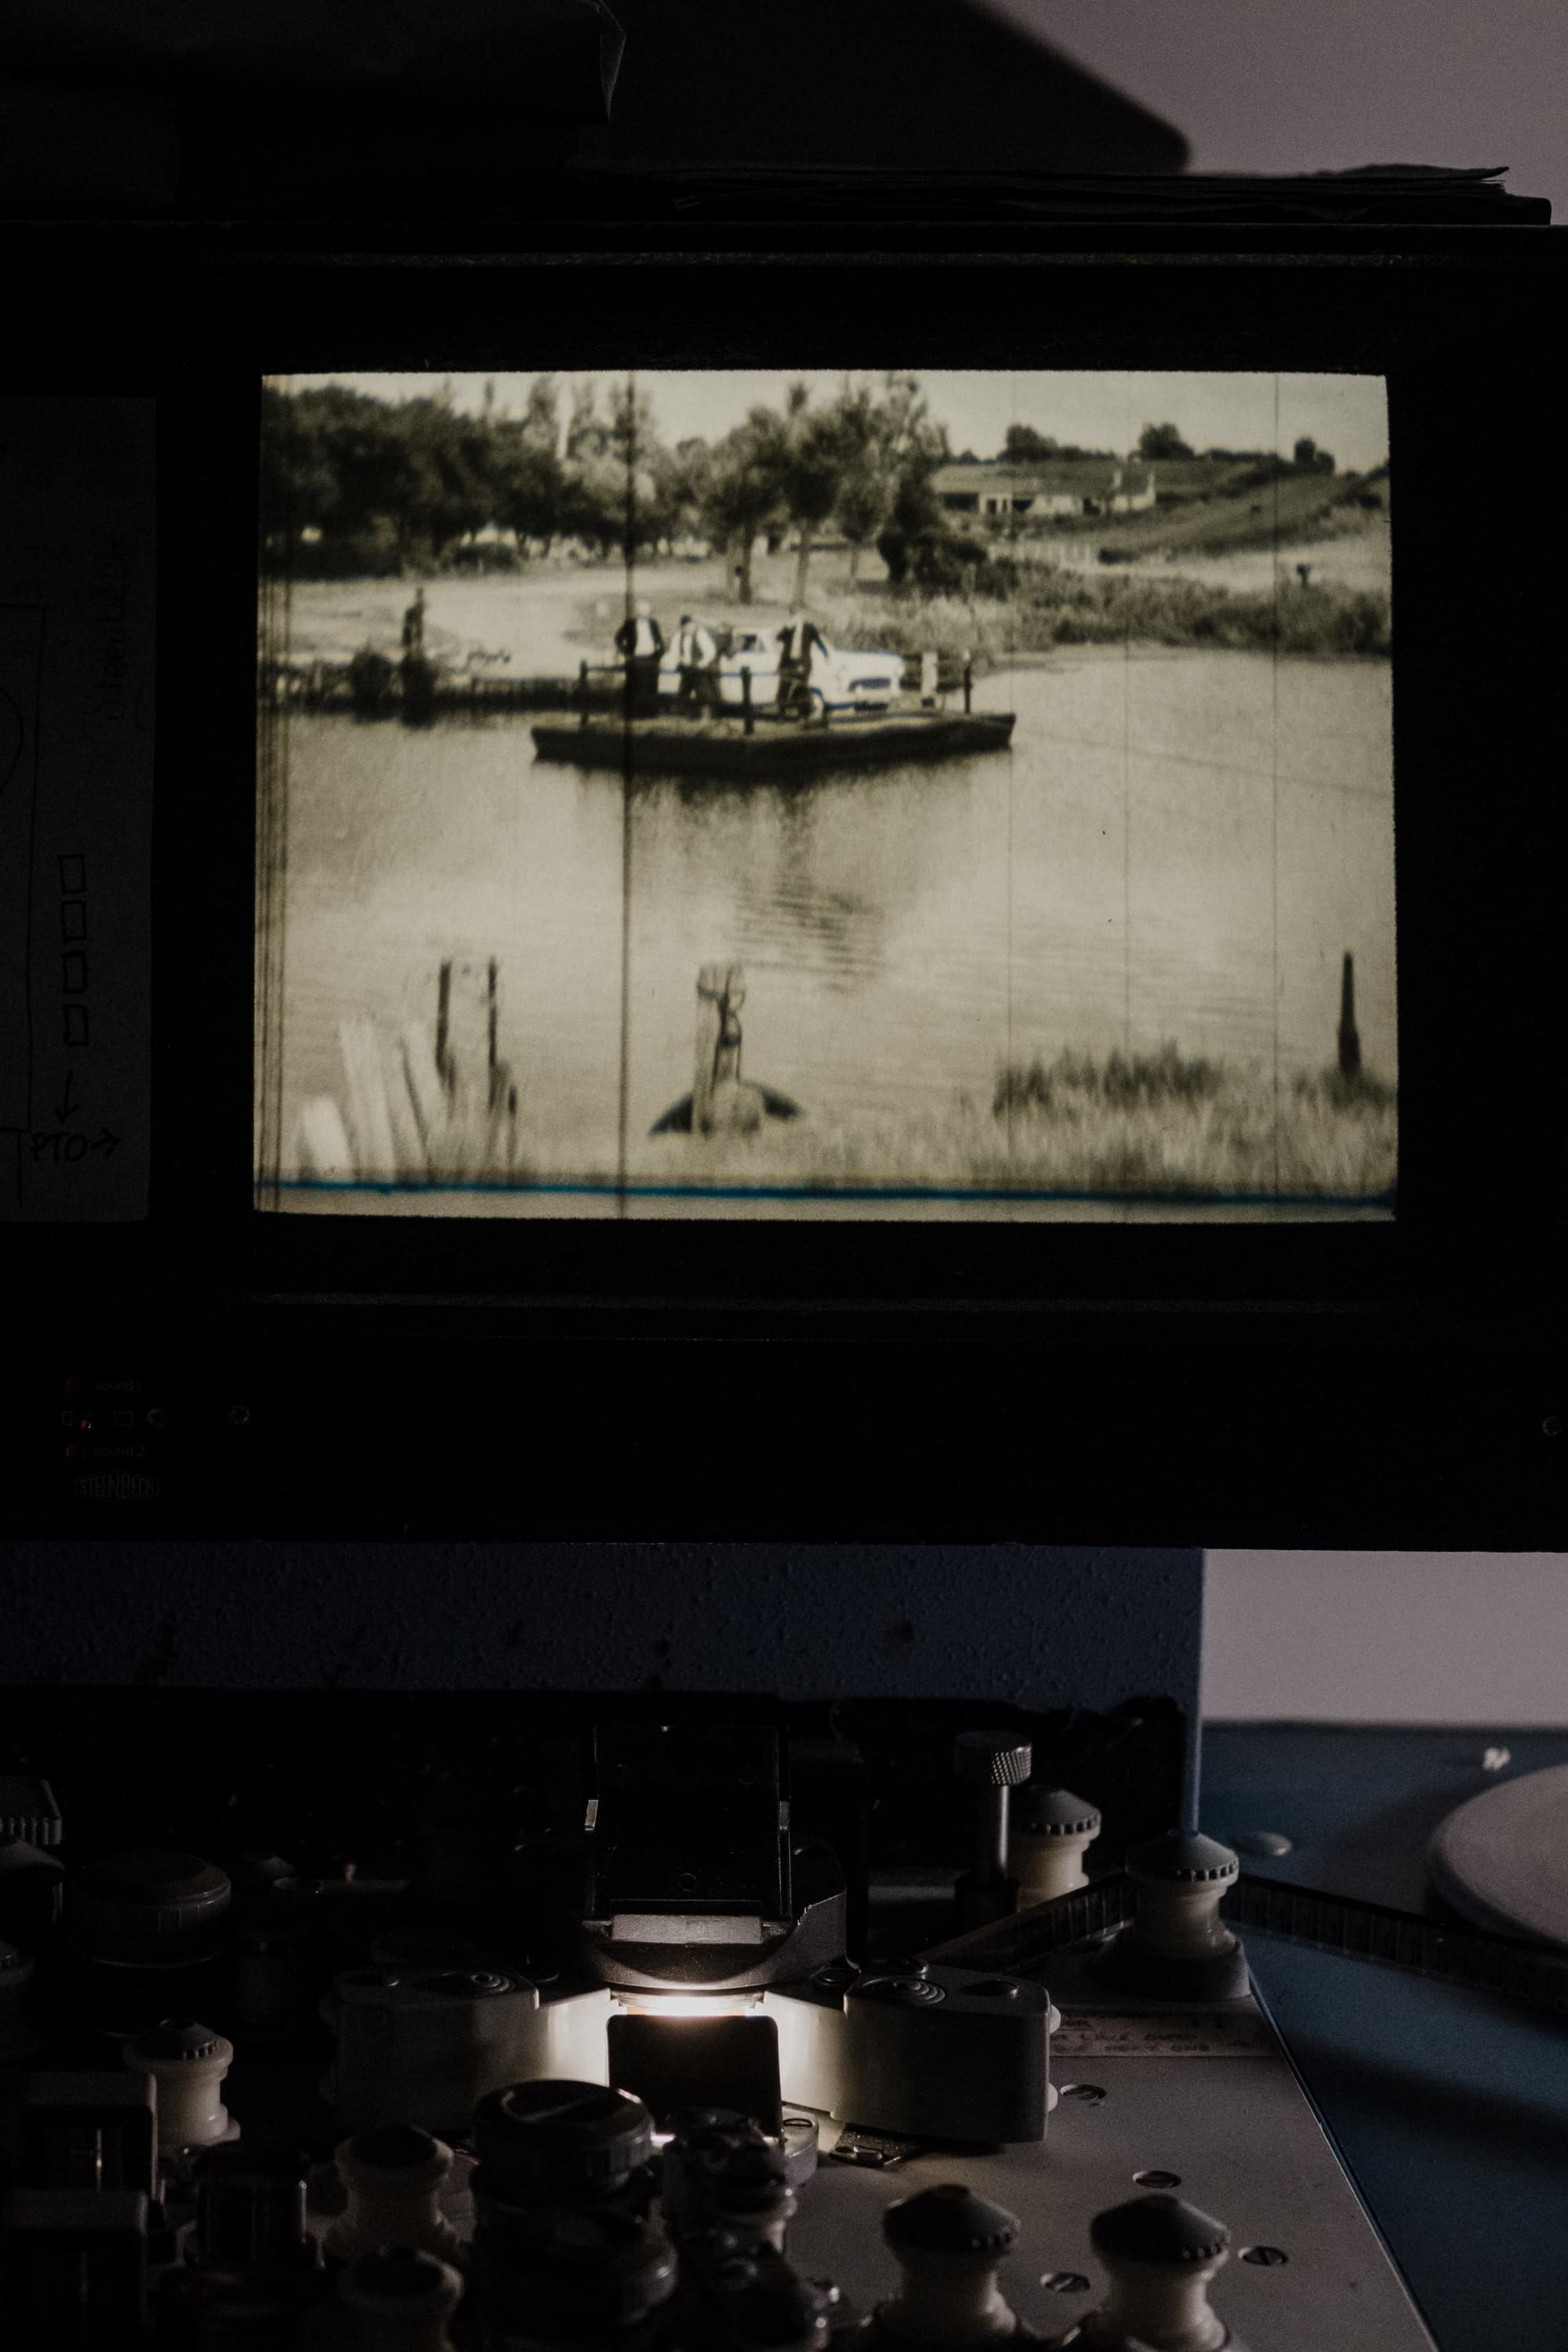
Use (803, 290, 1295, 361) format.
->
(289, 1033, 1395, 1205)
(634, 1048, 1396, 1200)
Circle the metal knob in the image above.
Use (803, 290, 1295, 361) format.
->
(953, 1733, 1033, 1791)
(1087, 2194, 1235, 2352)
(953, 1732, 1032, 1895)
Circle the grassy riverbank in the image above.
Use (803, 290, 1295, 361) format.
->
(285, 1039, 1396, 1209)
(637, 1048, 1396, 1203)
(827, 568, 1391, 666)
(270, 549, 1389, 687)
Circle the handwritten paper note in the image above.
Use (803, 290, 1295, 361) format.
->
(1, 398, 154, 1218)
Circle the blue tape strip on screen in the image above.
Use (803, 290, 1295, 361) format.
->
(267, 1174, 1396, 1208)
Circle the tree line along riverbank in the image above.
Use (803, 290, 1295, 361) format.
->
(263, 378, 1389, 663)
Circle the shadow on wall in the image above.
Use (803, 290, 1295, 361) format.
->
(579, 0, 1190, 173)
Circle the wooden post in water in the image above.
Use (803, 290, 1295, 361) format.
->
(484, 956, 519, 1170)
(436, 959, 452, 1088)
(692, 963, 759, 1138)
(693, 964, 729, 1135)
(433, 954, 517, 1175)
(963, 657, 974, 714)
(742, 665, 754, 736)
(1338, 951, 1361, 1080)
(714, 968, 746, 1091)
(441, 957, 494, 1102)
(300, 960, 519, 1187)
(579, 659, 590, 728)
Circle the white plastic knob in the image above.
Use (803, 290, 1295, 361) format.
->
(1014, 1831, 1097, 1904)
(1082, 2195, 1232, 2352)
(1126, 1835, 1239, 1965)
(122, 2017, 238, 2151)
(877, 2186, 1020, 2347)
(1011, 1788, 1102, 1906)
(326, 2125, 459, 2264)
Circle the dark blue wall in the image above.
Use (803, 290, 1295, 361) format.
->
(0, 1541, 1201, 1710)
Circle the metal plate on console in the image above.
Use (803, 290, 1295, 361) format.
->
(1051, 2009, 1272, 2057)
(786, 2004, 1438, 2352)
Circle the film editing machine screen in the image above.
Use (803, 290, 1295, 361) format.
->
(256, 369, 1395, 1224)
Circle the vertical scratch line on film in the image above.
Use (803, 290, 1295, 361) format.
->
(1123, 375, 1132, 1060)
(257, 542, 292, 1210)
(1011, 369, 1025, 1176)
(23, 609, 44, 1151)
(1272, 374, 1282, 1200)
(616, 369, 637, 1220)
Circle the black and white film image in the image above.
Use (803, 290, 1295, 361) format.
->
(256, 369, 1395, 1221)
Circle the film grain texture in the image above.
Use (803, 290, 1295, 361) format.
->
(256, 369, 1395, 1221)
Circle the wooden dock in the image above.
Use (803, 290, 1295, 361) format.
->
(260, 655, 982, 729)
(260, 662, 623, 719)
(530, 709, 1016, 780)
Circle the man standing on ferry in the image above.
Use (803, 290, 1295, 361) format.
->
(615, 598, 665, 714)
(775, 612, 826, 714)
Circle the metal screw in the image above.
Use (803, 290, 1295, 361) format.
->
(1040, 2272, 1091, 2294)
(1057, 2083, 1105, 2105)
(1241, 2246, 1289, 2267)
(1134, 2169, 1181, 2189)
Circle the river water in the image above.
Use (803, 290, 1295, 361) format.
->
(264, 646, 1395, 1207)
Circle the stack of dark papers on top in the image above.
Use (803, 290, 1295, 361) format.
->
(553, 163, 1550, 226)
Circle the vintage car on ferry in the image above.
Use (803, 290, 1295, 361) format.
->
(659, 626, 904, 717)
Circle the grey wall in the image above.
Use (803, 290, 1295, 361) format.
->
(997, 0, 1568, 214)
(1204, 1552, 1568, 1724)
(0, 1543, 1201, 1717)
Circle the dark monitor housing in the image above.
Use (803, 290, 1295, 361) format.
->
(2, 200, 1563, 1544)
